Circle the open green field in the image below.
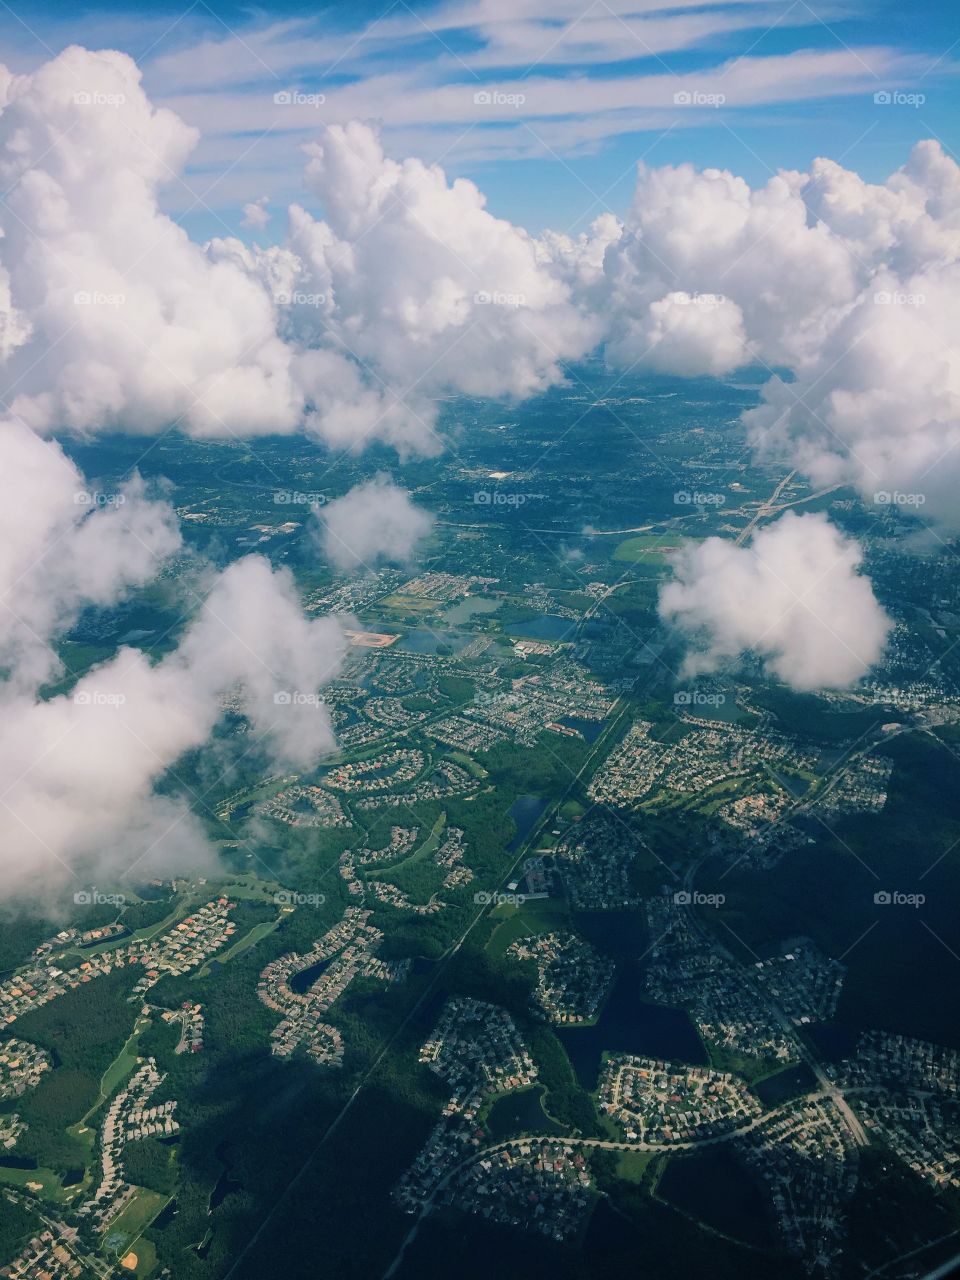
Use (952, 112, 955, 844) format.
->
(72, 1013, 151, 1130)
(615, 1149, 661, 1184)
(485, 898, 572, 955)
(103, 1186, 169, 1252)
(192, 914, 282, 979)
(612, 534, 691, 564)
(122, 1235, 158, 1278)
(379, 594, 439, 613)
(0, 1164, 76, 1202)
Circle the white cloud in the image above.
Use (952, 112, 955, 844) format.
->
(658, 512, 892, 691)
(318, 478, 434, 573)
(241, 195, 271, 230)
(0, 419, 181, 691)
(0, 47, 302, 438)
(0, 555, 347, 896)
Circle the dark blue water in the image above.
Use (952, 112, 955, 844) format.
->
(805, 1022, 858, 1062)
(507, 795, 547, 852)
(289, 953, 336, 994)
(559, 716, 606, 743)
(398, 629, 473, 655)
(486, 1086, 564, 1139)
(507, 615, 576, 642)
(753, 1063, 816, 1107)
(558, 962, 706, 1090)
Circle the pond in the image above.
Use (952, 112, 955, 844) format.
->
(558, 962, 706, 1091)
(507, 795, 547, 852)
(805, 1021, 858, 1063)
(289, 952, 339, 995)
(506, 614, 576, 642)
(659, 1147, 774, 1249)
(443, 596, 501, 625)
(753, 1063, 817, 1108)
(486, 1085, 564, 1139)
(558, 716, 606, 743)
(398, 628, 475, 656)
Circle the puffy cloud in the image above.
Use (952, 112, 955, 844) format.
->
(0, 419, 181, 691)
(241, 195, 271, 231)
(283, 122, 601, 416)
(0, 47, 303, 438)
(659, 513, 892, 690)
(602, 159, 858, 374)
(318, 477, 434, 573)
(0, 47, 601, 455)
(745, 263, 960, 527)
(0, 555, 347, 896)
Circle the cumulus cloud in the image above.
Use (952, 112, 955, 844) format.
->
(318, 478, 434, 573)
(0, 47, 304, 438)
(271, 121, 601, 445)
(0, 47, 601, 455)
(0, 419, 181, 691)
(241, 195, 271, 230)
(658, 513, 892, 691)
(0, 556, 347, 896)
(603, 141, 960, 534)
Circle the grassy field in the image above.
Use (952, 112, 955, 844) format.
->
(103, 1187, 169, 1252)
(612, 534, 690, 564)
(485, 898, 572, 955)
(73, 1013, 151, 1128)
(0, 1164, 76, 1202)
(192, 914, 282, 979)
(615, 1149, 661, 1183)
(379, 594, 439, 613)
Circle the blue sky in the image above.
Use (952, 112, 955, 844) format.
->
(0, 0, 957, 240)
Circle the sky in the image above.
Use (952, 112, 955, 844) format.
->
(0, 0, 956, 241)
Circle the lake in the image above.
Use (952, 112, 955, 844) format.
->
(507, 794, 547, 852)
(289, 953, 338, 994)
(486, 1085, 564, 1139)
(558, 715, 607, 743)
(507, 614, 576, 642)
(558, 962, 706, 1090)
(443, 596, 501, 624)
(753, 1063, 817, 1108)
(398, 628, 474, 656)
